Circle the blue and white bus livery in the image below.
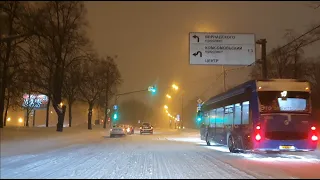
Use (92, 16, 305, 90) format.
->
(198, 79, 318, 153)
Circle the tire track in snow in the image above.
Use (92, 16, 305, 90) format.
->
(0, 145, 91, 178)
(14, 145, 100, 179)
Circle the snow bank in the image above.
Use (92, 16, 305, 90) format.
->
(1, 124, 109, 157)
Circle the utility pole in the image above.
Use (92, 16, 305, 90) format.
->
(111, 87, 156, 127)
(256, 39, 268, 79)
(181, 94, 183, 128)
(222, 66, 226, 92)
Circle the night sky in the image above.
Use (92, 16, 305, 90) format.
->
(85, 1, 319, 122)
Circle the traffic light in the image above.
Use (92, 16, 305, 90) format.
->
(113, 111, 118, 120)
(196, 111, 202, 122)
(148, 85, 157, 95)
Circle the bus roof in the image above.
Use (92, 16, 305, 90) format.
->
(202, 79, 310, 108)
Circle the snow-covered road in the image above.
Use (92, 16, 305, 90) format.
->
(1, 127, 320, 179)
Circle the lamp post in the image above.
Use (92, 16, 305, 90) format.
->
(172, 83, 184, 128)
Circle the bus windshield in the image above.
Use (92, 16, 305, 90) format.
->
(258, 91, 310, 113)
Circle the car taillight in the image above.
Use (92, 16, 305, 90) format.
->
(311, 135, 318, 141)
(311, 126, 316, 131)
(256, 125, 261, 130)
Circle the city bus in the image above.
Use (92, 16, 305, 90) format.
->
(198, 79, 318, 153)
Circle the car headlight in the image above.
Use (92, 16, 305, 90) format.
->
(126, 128, 130, 132)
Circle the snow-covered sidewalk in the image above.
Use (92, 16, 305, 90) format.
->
(1, 124, 109, 157)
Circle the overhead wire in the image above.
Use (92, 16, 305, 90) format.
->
(197, 23, 320, 100)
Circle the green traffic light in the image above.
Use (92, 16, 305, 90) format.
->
(197, 117, 201, 121)
(151, 85, 156, 94)
(113, 113, 118, 120)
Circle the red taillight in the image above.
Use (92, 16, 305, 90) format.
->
(255, 125, 261, 141)
(311, 126, 316, 131)
(311, 135, 318, 141)
(255, 134, 261, 141)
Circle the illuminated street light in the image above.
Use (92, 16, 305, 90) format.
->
(166, 94, 172, 99)
(18, 118, 23, 123)
(164, 105, 168, 109)
(165, 110, 168, 113)
(60, 102, 63, 107)
(7, 117, 11, 121)
(172, 84, 179, 90)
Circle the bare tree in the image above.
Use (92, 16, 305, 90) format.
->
(63, 62, 82, 127)
(78, 57, 109, 130)
(26, 1, 89, 132)
(0, 2, 34, 128)
(3, 66, 25, 126)
(101, 56, 122, 129)
(308, 2, 320, 9)
(250, 30, 309, 79)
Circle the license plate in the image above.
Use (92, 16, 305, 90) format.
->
(279, 145, 294, 150)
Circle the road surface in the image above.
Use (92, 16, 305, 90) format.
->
(1, 127, 320, 179)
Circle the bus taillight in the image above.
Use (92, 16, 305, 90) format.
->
(311, 135, 318, 141)
(255, 134, 261, 141)
(311, 126, 318, 141)
(255, 125, 261, 141)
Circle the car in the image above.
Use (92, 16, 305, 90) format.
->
(124, 125, 134, 135)
(140, 122, 153, 134)
(110, 124, 127, 138)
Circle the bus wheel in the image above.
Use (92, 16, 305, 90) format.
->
(206, 135, 211, 146)
(228, 136, 236, 153)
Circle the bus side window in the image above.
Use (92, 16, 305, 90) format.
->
(242, 101, 250, 124)
(210, 109, 216, 127)
(234, 103, 241, 125)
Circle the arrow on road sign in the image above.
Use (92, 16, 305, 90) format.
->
(193, 51, 202, 57)
(192, 35, 199, 42)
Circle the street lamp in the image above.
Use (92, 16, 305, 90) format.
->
(18, 118, 23, 123)
(7, 117, 11, 122)
(171, 83, 184, 128)
(164, 105, 168, 109)
(172, 84, 179, 90)
(166, 94, 172, 99)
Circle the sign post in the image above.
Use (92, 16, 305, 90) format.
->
(189, 33, 255, 66)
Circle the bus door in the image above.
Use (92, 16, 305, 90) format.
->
(214, 107, 225, 144)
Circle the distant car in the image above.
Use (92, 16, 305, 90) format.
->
(140, 122, 153, 134)
(110, 124, 127, 138)
(124, 125, 134, 135)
